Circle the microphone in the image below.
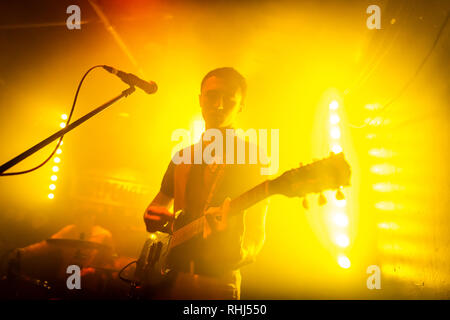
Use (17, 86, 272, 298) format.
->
(102, 65, 158, 94)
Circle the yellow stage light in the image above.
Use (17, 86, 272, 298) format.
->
(335, 234, 350, 247)
(54, 157, 61, 163)
(366, 117, 386, 126)
(60, 122, 66, 128)
(332, 213, 349, 227)
(338, 255, 351, 269)
(378, 222, 399, 230)
(364, 104, 381, 111)
(61, 114, 68, 120)
(51, 175, 57, 181)
(329, 100, 339, 110)
(49, 184, 56, 190)
(372, 182, 403, 192)
(369, 148, 394, 158)
(52, 166, 59, 172)
(48, 193, 54, 199)
(329, 114, 340, 125)
(375, 201, 398, 211)
(330, 127, 341, 139)
(56, 148, 62, 155)
(335, 199, 347, 208)
(331, 144, 343, 154)
(370, 164, 398, 175)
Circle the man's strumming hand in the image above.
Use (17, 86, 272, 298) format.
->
(144, 206, 174, 233)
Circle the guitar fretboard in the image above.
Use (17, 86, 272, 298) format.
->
(169, 180, 271, 249)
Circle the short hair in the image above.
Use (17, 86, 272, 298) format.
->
(200, 67, 247, 102)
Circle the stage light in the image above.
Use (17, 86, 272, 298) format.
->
(61, 114, 68, 120)
(331, 144, 343, 154)
(335, 199, 347, 208)
(378, 222, 399, 230)
(372, 182, 403, 192)
(364, 104, 381, 111)
(49, 184, 56, 190)
(56, 148, 62, 155)
(370, 164, 398, 175)
(375, 201, 397, 211)
(332, 213, 349, 227)
(149, 233, 157, 240)
(369, 148, 394, 158)
(329, 100, 339, 110)
(335, 234, 350, 247)
(329, 114, 340, 125)
(59, 141, 63, 146)
(366, 117, 386, 126)
(330, 127, 341, 139)
(338, 255, 351, 269)
(52, 166, 59, 172)
(54, 157, 61, 163)
(60, 122, 66, 128)
(48, 193, 54, 199)
(51, 175, 57, 181)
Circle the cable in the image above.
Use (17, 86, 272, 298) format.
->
(348, 11, 449, 129)
(0, 65, 104, 176)
(345, 0, 409, 98)
(379, 11, 449, 116)
(118, 260, 137, 284)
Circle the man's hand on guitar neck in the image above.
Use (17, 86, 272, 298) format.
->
(203, 197, 232, 239)
(144, 206, 174, 233)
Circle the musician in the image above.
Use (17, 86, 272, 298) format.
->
(144, 67, 269, 299)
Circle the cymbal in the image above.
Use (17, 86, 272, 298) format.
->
(45, 238, 113, 252)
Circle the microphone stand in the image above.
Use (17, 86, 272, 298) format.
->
(0, 86, 136, 175)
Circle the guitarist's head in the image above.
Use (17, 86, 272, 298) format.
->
(199, 67, 246, 130)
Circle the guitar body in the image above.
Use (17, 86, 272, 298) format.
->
(134, 233, 172, 288)
(134, 233, 237, 300)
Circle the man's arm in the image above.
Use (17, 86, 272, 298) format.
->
(144, 159, 176, 233)
(237, 199, 268, 268)
(203, 198, 268, 269)
(149, 191, 173, 208)
(143, 191, 174, 232)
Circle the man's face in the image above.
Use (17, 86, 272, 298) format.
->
(199, 76, 243, 129)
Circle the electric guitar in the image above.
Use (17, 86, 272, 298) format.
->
(134, 152, 351, 296)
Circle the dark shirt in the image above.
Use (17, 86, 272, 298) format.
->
(159, 137, 266, 294)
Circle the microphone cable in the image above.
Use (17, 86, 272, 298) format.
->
(1, 65, 104, 176)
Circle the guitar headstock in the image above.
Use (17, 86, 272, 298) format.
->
(269, 152, 351, 198)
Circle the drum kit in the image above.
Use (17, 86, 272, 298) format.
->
(0, 238, 137, 299)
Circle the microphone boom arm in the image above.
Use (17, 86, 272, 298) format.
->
(0, 86, 136, 175)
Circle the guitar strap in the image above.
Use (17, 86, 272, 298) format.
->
(203, 162, 226, 212)
(182, 161, 226, 275)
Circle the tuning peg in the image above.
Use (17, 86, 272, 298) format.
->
(318, 193, 327, 206)
(336, 188, 345, 200)
(302, 197, 309, 210)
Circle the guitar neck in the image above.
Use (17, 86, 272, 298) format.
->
(169, 180, 272, 249)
